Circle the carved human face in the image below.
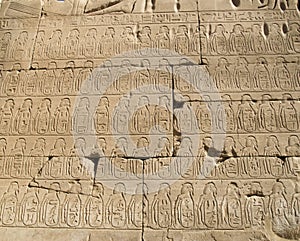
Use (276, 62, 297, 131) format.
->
(250, 182, 262, 194)
(271, 24, 280, 32)
(116, 138, 127, 149)
(203, 138, 212, 148)
(93, 184, 103, 196)
(289, 135, 299, 146)
(62, 98, 71, 107)
(238, 58, 247, 67)
(139, 96, 149, 106)
(241, 94, 251, 103)
(19, 31, 28, 42)
(70, 29, 79, 38)
(120, 99, 129, 108)
(137, 138, 149, 148)
(204, 183, 216, 195)
(227, 183, 238, 195)
(234, 24, 243, 33)
(273, 183, 284, 194)
(23, 99, 33, 109)
(267, 136, 277, 147)
(253, 24, 261, 33)
(216, 25, 224, 34)
(224, 137, 234, 149)
(181, 183, 193, 194)
(88, 28, 96, 37)
(103, 60, 112, 68)
(37, 31, 45, 40)
(159, 137, 169, 149)
(159, 59, 169, 66)
(97, 138, 107, 150)
(0, 139, 7, 148)
(6, 99, 15, 109)
(121, 60, 130, 67)
(79, 98, 89, 108)
(13, 64, 21, 71)
(16, 138, 26, 149)
(53, 30, 62, 39)
(142, 27, 151, 35)
(114, 183, 125, 194)
(199, 25, 206, 33)
(160, 26, 169, 34)
(262, 95, 270, 103)
(181, 138, 192, 149)
(41, 99, 51, 109)
(159, 96, 169, 106)
(218, 58, 227, 67)
(84, 61, 93, 68)
(35, 139, 46, 150)
(99, 97, 109, 107)
(55, 138, 66, 150)
(282, 94, 292, 103)
(3, 32, 11, 41)
(8, 182, 19, 193)
(142, 59, 150, 68)
(75, 138, 86, 149)
(246, 137, 255, 147)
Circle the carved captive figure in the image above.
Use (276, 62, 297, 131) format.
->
(43, 0, 137, 15)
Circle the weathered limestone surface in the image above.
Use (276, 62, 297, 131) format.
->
(0, 0, 299, 240)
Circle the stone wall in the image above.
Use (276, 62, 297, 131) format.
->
(0, 1, 299, 241)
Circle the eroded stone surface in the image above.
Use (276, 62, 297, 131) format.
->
(0, 0, 299, 240)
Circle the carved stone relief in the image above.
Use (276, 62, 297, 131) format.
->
(0, 0, 299, 240)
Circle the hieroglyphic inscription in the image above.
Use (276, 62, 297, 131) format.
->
(0, 1, 299, 240)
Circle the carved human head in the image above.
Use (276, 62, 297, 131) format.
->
(224, 136, 235, 149)
(266, 135, 279, 147)
(97, 137, 107, 150)
(7, 181, 19, 194)
(5, 99, 15, 108)
(15, 138, 26, 149)
(116, 137, 128, 149)
(137, 137, 149, 148)
(203, 182, 217, 196)
(180, 137, 192, 149)
(99, 97, 109, 107)
(92, 182, 104, 196)
(272, 182, 285, 194)
(181, 182, 194, 195)
(113, 182, 126, 194)
(246, 136, 257, 148)
(288, 135, 300, 146)
(159, 183, 171, 195)
(158, 137, 170, 149)
(203, 137, 213, 148)
(135, 183, 148, 195)
(0, 138, 7, 149)
(35, 138, 46, 150)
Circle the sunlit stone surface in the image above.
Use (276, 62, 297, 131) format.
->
(0, 0, 299, 240)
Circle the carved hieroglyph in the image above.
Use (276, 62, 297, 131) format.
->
(0, 0, 299, 240)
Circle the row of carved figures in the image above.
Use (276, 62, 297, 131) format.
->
(0, 180, 299, 231)
(0, 22, 299, 62)
(0, 92, 298, 136)
(175, 93, 299, 133)
(0, 134, 299, 179)
(28, 22, 300, 57)
(1, 55, 299, 97)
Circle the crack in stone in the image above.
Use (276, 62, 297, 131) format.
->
(28, 8, 43, 70)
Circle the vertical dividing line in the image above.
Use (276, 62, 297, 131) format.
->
(142, 159, 145, 241)
(171, 64, 176, 157)
(30, 6, 43, 69)
(196, 0, 203, 65)
(92, 157, 98, 190)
